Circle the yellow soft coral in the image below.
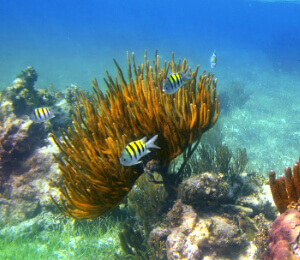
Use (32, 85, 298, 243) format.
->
(51, 50, 220, 219)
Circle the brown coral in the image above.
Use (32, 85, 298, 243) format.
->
(269, 158, 300, 214)
(51, 50, 220, 219)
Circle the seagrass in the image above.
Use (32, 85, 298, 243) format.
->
(51, 50, 220, 219)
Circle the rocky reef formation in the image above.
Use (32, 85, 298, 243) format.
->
(0, 67, 86, 235)
(122, 171, 276, 259)
(163, 200, 250, 259)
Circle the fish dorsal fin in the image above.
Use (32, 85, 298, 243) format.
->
(170, 71, 184, 76)
(141, 136, 147, 144)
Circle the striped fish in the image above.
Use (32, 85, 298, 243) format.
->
(120, 135, 160, 166)
(29, 107, 56, 123)
(162, 70, 192, 94)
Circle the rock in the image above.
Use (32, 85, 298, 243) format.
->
(178, 172, 229, 210)
(0, 68, 81, 232)
(0, 136, 61, 227)
(208, 216, 248, 255)
(145, 172, 280, 259)
(162, 199, 250, 259)
(149, 225, 170, 248)
(3, 67, 52, 117)
(0, 101, 47, 191)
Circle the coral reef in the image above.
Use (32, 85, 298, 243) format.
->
(0, 68, 84, 229)
(0, 68, 56, 193)
(0, 136, 61, 228)
(177, 171, 276, 219)
(150, 199, 253, 259)
(51, 50, 220, 219)
(185, 145, 263, 213)
(0, 114, 45, 192)
(268, 157, 300, 214)
(120, 170, 276, 259)
(2, 66, 56, 117)
(178, 172, 229, 209)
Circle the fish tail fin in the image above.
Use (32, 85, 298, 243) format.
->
(146, 135, 160, 149)
(50, 107, 59, 115)
(20, 115, 30, 121)
(47, 105, 61, 115)
(183, 69, 192, 80)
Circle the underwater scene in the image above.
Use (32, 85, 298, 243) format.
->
(1, 0, 300, 259)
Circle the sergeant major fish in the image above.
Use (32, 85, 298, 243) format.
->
(120, 135, 160, 166)
(162, 70, 192, 94)
(210, 50, 217, 69)
(29, 107, 57, 123)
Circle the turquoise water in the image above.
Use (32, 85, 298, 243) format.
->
(1, 0, 300, 259)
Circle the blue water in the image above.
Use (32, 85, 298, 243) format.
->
(1, 0, 299, 91)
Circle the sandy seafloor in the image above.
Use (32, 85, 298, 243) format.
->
(212, 47, 300, 175)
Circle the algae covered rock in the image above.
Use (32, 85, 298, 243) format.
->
(162, 200, 250, 259)
(3, 66, 55, 116)
(177, 171, 277, 220)
(178, 172, 229, 210)
(0, 136, 61, 227)
(208, 215, 248, 254)
(0, 67, 78, 232)
(0, 111, 46, 191)
(147, 171, 276, 259)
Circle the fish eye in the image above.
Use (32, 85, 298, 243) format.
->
(123, 158, 126, 161)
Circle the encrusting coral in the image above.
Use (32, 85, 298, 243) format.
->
(262, 208, 300, 260)
(268, 157, 300, 214)
(51, 50, 220, 219)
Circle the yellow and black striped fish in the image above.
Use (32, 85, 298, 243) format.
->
(29, 107, 56, 123)
(162, 70, 191, 94)
(120, 135, 160, 166)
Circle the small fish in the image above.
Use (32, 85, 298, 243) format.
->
(120, 135, 160, 166)
(210, 50, 217, 69)
(162, 70, 192, 94)
(29, 107, 56, 123)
